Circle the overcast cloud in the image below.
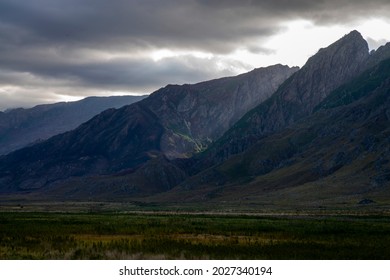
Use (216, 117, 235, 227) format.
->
(1, 0, 390, 110)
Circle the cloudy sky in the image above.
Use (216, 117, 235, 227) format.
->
(1, 0, 390, 110)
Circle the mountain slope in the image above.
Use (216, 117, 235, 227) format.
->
(160, 58, 390, 207)
(0, 95, 146, 155)
(0, 64, 296, 192)
(44, 56, 390, 203)
(194, 31, 389, 171)
(0, 103, 166, 192)
(143, 64, 298, 159)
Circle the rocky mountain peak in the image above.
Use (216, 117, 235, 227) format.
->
(199, 31, 373, 166)
(342, 29, 364, 40)
(295, 30, 369, 104)
(255, 30, 371, 128)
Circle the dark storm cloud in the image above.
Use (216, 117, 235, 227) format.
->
(0, 0, 277, 53)
(2, 0, 388, 53)
(0, 39, 245, 91)
(1, 0, 390, 109)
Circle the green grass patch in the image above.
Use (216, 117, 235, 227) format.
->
(1, 212, 390, 259)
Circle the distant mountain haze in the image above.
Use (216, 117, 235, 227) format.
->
(0, 95, 146, 155)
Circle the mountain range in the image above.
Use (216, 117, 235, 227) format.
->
(0, 30, 389, 209)
(0, 95, 146, 155)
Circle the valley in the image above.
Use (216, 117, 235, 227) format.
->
(1, 211, 390, 259)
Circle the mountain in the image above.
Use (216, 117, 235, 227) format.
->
(1, 30, 389, 206)
(161, 57, 390, 208)
(0, 64, 297, 193)
(72, 31, 390, 203)
(193, 30, 385, 171)
(33, 56, 390, 204)
(0, 95, 146, 155)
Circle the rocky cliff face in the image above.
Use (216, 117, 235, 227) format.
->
(243, 30, 370, 130)
(144, 64, 298, 158)
(0, 95, 146, 155)
(0, 64, 296, 191)
(367, 42, 390, 69)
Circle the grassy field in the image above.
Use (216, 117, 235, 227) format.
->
(1, 211, 390, 259)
